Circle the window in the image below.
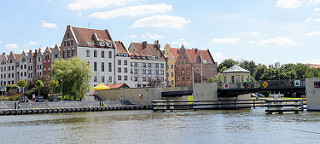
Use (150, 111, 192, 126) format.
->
(124, 76, 127, 81)
(101, 76, 105, 83)
(143, 63, 146, 67)
(94, 76, 97, 82)
(67, 40, 70, 46)
(94, 62, 97, 71)
(109, 51, 112, 58)
(231, 76, 235, 83)
(171, 72, 173, 77)
(101, 51, 105, 58)
(143, 69, 146, 74)
(118, 67, 121, 73)
(86, 50, 90, 57)
(156, 63, 159, 68)
(182, 61, 184, 64)
(134, 62, 138, 67)
(118, 60, 121, 65)
(63, 50, 66, 58)
(134, 69, 137, 74)
(71, 40, 73, 45)
(156, 70, 159, 74)
(118, 75, 121, 80)
(143, 77, 146, 82)
(21, 65, 23, 69)
(182, 71, 185, 76)
(108, 63, 112, 72)
(71, 48, 75, 57)
(148, 63, 151, 68)
(101, 62, 104, 72)
(178, 61, 180, 64)
(171, 64, 173, 69)
(124, 60, 127, 65)
(94, 50, 97, 57)
(224, 76, 227, 83)
(135, 77, 138, 81)
(109, 76, 112, 82)
(148, 69, 151, 74)
(67, 49, 70, 57)
(64, 41, 66, 46)
(124, 68, 127, 73)
(161, 64, 164, 68)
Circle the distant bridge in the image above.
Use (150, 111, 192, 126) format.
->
(162, 80, 306, 97)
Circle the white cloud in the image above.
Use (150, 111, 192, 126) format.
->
(90, 3, 172, 19)
(24, 41, 38, 46)
(314, 8, 320, 11)
(143, 33, 163, 39)
(41, 21, 57, 28)
(309, 0, 320, 4)
(5, 44, 18, 49)
(258, 37, 296, 46)
(275, 0, 302, 8)
(131, 15, 190, 29)
(211, 52, 225, 62)
(69, 0, 129, 11)
(305, 31, 320, 37)
(171, 38, 195, 47)
(129, 35, 137, 38)
(305, 18, 313, 22)
(212, 37, 241, 44)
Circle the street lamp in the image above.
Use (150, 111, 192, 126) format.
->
(60, 79, 63, 100)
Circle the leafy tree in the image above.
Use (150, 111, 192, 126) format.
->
(5, 84, 19, 96)
(17, 79, 27, 93)
(51, 57, 92, 100)
(218, 58, 238, 73)
(27, 75, 50, 98)
(49, 79, 60, 94)
(254, 65, 268, 80)
(207, 74, 222, 88)
(305, 68, 320, 78)
(239, 60, 257, 76)
(35, 80, 44, 96)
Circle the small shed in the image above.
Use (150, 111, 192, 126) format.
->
(221, 65, 250, 88)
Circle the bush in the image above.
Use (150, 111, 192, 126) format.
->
(8, 93, 24, 101)
(5, 84, 19, 96)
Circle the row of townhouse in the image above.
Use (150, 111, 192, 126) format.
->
(1, 25, 217, 93)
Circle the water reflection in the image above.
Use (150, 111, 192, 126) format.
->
(1, 109, 320, 143)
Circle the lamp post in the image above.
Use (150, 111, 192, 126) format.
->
(60, 79, 63, 100)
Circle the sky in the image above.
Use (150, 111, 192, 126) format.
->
(0, 0, 320, 65)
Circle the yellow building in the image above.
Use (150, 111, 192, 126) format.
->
(163, 44, 179, 87)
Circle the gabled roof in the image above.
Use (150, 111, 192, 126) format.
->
(71, 26, 113, 47)
(179, 47, 215, 64)
(114, 41, 129, 55)
(222, 65, 250, 73)
(105, 83, 130, 89)
(170, 48, 179, 59)
(129, 42, 165, 61)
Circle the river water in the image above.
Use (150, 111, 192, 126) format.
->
(1, 108, 320, 144)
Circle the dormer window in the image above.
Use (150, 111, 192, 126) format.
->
(193, 59, 196, 63)
(106, 41, 112, 47)
(123, 54, 127, 57)
(99, 41, 105, 47)
(118, 53, 122, 56)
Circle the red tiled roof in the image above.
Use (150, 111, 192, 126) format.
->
(14, 54, 21, 62)
(306, 64, 320, 68)
(129, 42, 165, 60)
(71, 26, 113, 47)
(105, 83, 130, 89)
(170, 48, 179, 59)
(183, 48, 215, 64)
(114, 41, 129, 55)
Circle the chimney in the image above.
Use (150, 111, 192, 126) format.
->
(154, 40, 160, 49)
(142, 41, 147, 49)
(195, 48, 198, 52)
(154, 40, 159, 45)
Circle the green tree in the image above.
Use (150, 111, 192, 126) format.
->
(35, 80, 44, 96)
(239, 60, 257, 76)
(207, 74, 222, 88)
(27, 75, 50, 98)
(17, 79, 27, 93)
(254, 65, 268, 81)
(49, 79, 60, 94)
(218, 58, 238, 73)
(5, 84, 19, 96)
(305, 68, 320, 78)
(51, 57, 92, 100)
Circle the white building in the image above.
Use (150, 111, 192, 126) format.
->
(128, 41, 166, 87)
(0, 53, 8, 86)
(19, 51, 28, 81)
(114, 41, 134, 87)
(26, 50, 34, 79)
(7, 52, 20, 85)
(35, 49, 43, 76)
(60, 25, 117, 94)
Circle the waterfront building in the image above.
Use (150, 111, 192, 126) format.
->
(26, 50, 34, 80)
(19, 51, 28, 81)
(175, 45, 217, 89)
(221, 65, 250, 88)
(163, 44, 179, 87)
(59, 25, 116, 93)
(114, 41, 134, 87)
(128, 41, 166, 87)
(0, 53, 8, 86)
(43, 47, 54, 77)
(51, 44, 61, 61)
(34, 49, 43, 76)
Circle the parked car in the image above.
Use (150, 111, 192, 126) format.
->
(251, 93, 265, 98)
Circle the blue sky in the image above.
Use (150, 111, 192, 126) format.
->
(0, 0, 320, 65)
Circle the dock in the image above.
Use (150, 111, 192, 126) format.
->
(265, 99, 305, 114)
(0, 105, 152, 116)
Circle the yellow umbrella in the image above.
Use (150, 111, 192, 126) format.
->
(92, 84, 110, 90)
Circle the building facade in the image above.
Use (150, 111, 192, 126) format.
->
(221, 65, 250, 89)
(114, 41, 134, 87)
(128, 41, 166, 87)
(163, 44, 179, 87)
(59, 25, 117, 93)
